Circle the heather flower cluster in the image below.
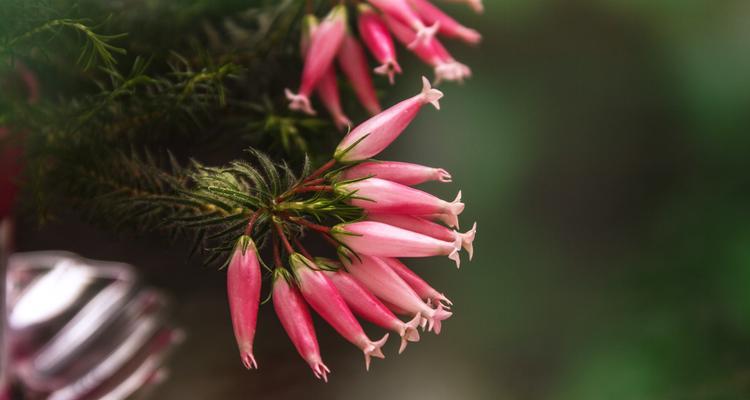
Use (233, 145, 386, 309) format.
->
(286, 0, 482, 129)
(226, 78, 477, 381)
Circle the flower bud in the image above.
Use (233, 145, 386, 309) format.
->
(227, 236, 261, 369)
(358, 4, 402, 84)
(334, 77, 442, 162)
(272, 269, 330, 382)
(337, 32, 382, 115)
(332, 221, 462, 268)
(290, 254, 389, 370)
(340, 160, 452, 186)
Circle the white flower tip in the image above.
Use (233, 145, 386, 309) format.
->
(430, 304, 453, 335)
(449, 248, 461, 269)
(450, 190, 465, 216)
(436, 168, 453, 183)
(420, 316, 429, 330)
(407, 22, 440, 49)
(399, 313, 422, 353)
(420, 76, 444, 109)
(241, 352, 258, 370)
(364, 333, 390, 371)
(461, 28, 483, 45)
(285, 89, 317, 115)
(435, 62, 473, 84)
(460, 222, 477, 260)
(312, 361, 331, 382)
(374, 60, 402, 85)
(437, 294, 453, 307)
(472, 0, 485, 14)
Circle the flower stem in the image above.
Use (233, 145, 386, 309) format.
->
(289, 216, 331, 233)
(304, 159, 336, 183)
(244, 210, 262, 236)
(293, 237, 313, 260)
(274, 222, 294, 254)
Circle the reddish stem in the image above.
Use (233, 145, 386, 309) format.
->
(274, 222, 295, 254)
(320, 231, 340, 249)
(293, 237, 313, 260)
(304, 159, 336, 183)
(244, 210, 262, 236)
(291, 217, 331, 233)
(303, 178, 326, 187)
(273, 235, 283, 268)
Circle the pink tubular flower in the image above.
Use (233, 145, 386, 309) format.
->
(286, 5, 348, 116)
(332, 221, 462, 268)
(227, 236, 261, 369)
(272, 269, 330, 382)
(385, 15, 472, 84)
(408, 0, 482, 44)
(368, 214, 476, 259)
(341, 254, 452, 334)
(340, 160, 452, 186)
(381, 257, 452, 308)
(290, 254, 389, 370)
(334, 77, 443, 163)
(337, 31, 382, 115)
(337, 177, 465, 229)
(322, 266, 421, 354)
(357, 4, 402, 84)
(302, 14, 351, 131)
(367, 0, 439, 48)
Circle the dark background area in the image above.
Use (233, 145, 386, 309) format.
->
(13, 0, 750, 399)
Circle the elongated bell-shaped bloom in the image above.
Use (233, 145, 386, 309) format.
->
(290, 254, 389, 370)
(385, 14, 472, 84)
(367, 0, 439, 48)
(227, 236, 262, 369)
(342, 253, 452, 334)
(381, 257, 452, 308)
(286, 5, 347, 116)
(332, 221, 462, 268)
(337, 32, 382, 115)
(408, 0, 482, 44)
(334, 77, 443, 162)
(368, 214, 476, 259)
(302, 14, 351, 130)
(337, 178, 465, 229)
(324, 268, 421, 354)
(272, 269, 330, 381)
(358, 4, 402, 84)
(340, 160, 452, 186)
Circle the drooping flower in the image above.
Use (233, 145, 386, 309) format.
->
(340, 160, 452, 186)
(357, 4, 402, 84)
(332, 221, 462, 268)
(336, 177, 465, 229)
(367, 0, 439, 48)
(301, 14, 351, 131)
(290, 254, 389, 370)
(334, 77, 442, 163)
(227, 236, 262, 369)
(381, 257, 452, 307)
(337, 31, 382, 115)
(408, 0, 482, 44)
(320, 262, 421, 353)
(341, 253, 452, 334)
(385, 14, 472, 84)
(368, 214, 476, 259)
(272, 269, 330, 381)
(286, 5, 348, 116)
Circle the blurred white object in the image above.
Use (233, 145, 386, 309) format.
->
(3, 250, 182, 400)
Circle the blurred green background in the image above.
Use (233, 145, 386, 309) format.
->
(16, 0, 750, 399)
